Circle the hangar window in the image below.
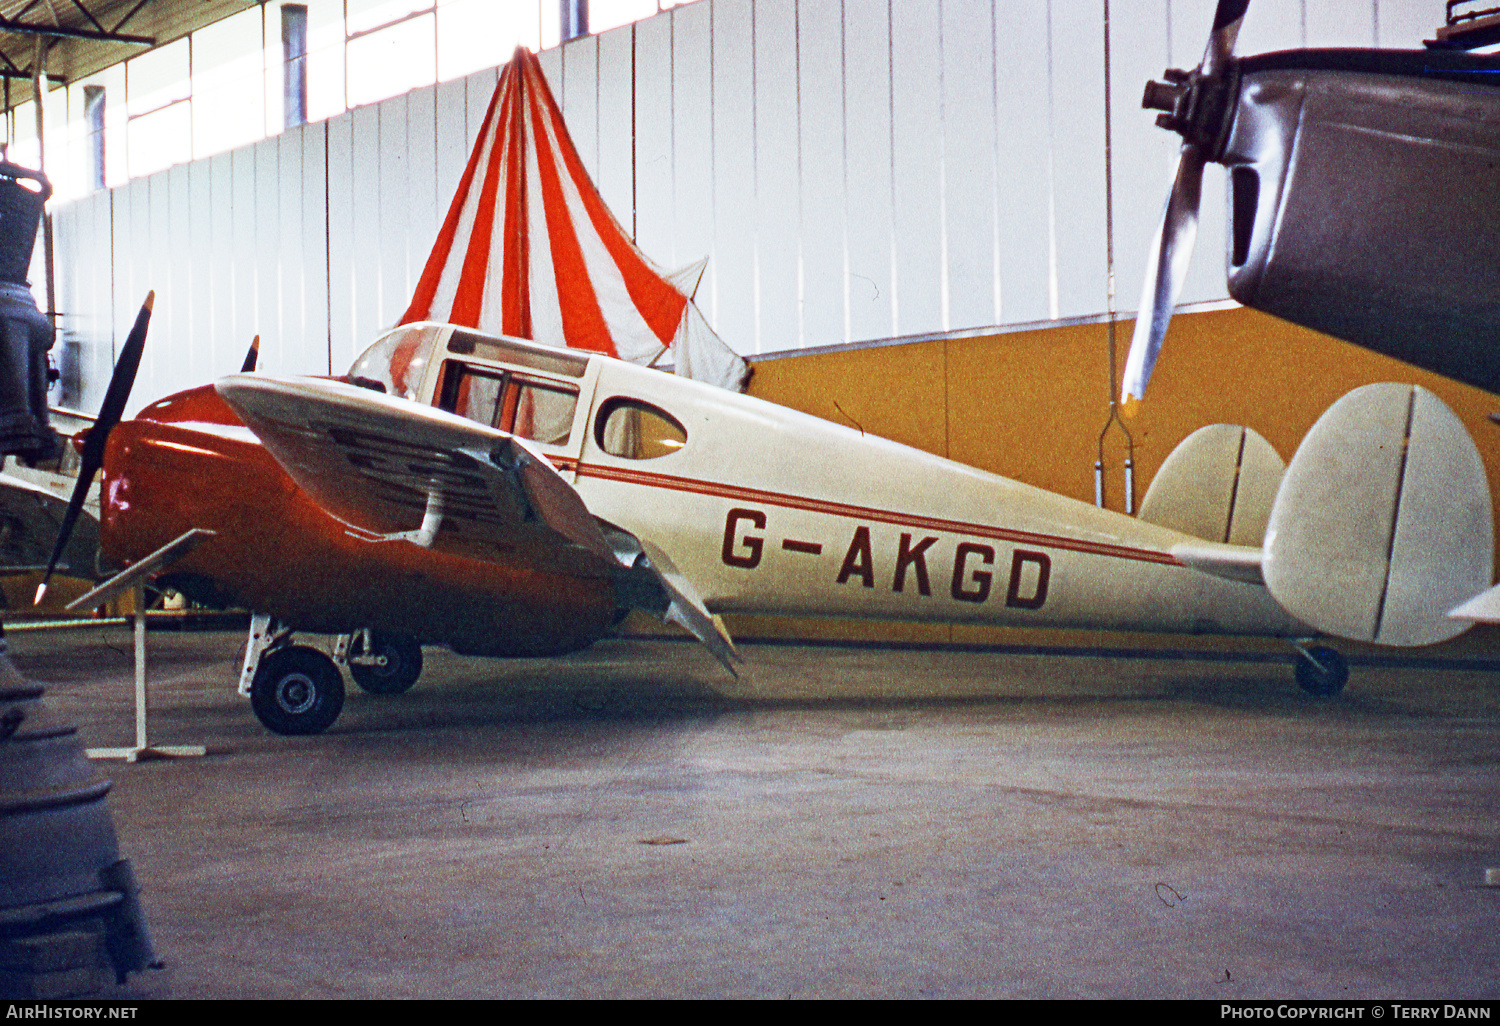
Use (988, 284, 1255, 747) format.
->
(438, 362, 578, 446)
(594, 398, 687, 460)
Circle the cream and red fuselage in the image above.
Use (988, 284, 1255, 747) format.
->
(99, 329, 1302, 659)
(101, 383, 616, 657)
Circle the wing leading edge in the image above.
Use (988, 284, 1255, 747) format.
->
(215, 374, 738, 673)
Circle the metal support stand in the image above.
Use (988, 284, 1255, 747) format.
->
(65, 529, 216, 764)
(84, 582, 205, 763)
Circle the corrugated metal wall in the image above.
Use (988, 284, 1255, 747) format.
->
(49, 0, 1429, 416)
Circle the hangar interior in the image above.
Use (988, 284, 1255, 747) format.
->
(5, 0, 1496, 650)
(1, 0, 1498, 1003)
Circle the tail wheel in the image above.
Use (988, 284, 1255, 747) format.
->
(349, 632, 423, 695)
(1294, 645, 1349, 697)
(251, 646, 345, 735)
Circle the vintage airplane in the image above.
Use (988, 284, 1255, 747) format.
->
(33, 301, 1494, 735)
(1123, 0, 1500, 404)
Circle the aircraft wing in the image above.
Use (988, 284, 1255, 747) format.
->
(215, 374, 739, 672)
(216, 374, 614, 563)
(0, 470, 98, 578)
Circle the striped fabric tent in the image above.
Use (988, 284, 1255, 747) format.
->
(401, 47, 748, 391)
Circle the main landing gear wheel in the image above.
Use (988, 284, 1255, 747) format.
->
(251, 645, 346, 735)
(1294, 645, 1349, 697)
(348, 632, 423, 695)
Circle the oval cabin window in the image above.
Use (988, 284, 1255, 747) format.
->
(595, 399, 687, 460)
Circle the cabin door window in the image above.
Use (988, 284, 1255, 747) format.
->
(438, 362, 579, 446)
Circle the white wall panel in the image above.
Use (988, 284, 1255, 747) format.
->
(464, 66, 499, 151)
(405, 83, 441, 304)
(298, 123, 331, 374)
(187, 159, 215, 385)
(272, 129, 306, 376)
(254, 137, 282, 382)
(349, 103, 384, 352)
(229, 147, 258, 381)
(561, 35, 600, 185)
(633, 12, 676, 268)
(434, 76, 471, 220)
(752, 0, 799, 353)
(1306, 0, 1377, 47)
(537, 44, 564, 107)
(796, 0, 846, 349)
(842, 0, 895, 343)
(710, 0, 756, 353)
(55, 192, 114, 412)
(164, 166, 194, 391)
(670, 1, 714, 292)
(378, 93, 412, 331)
(890, 0, 944, 335)
(993, 3, 1060, 326)
(1236, 0, 1308, 54)
(206, 152, 236, 390)
(1049, 2, 1109, 320)
(941, 0, 1000, 332)
(1379, 2, 1441, 48)
(325, 111, 356, 370)
(597, 25, 637, 240)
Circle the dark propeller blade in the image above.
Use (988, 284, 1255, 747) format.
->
(35, 291, 154, 605)
(241, 335, 259, 374)
(1122, 0, 1249, 410)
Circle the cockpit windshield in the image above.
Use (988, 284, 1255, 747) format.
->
(347, 324, 443, 401)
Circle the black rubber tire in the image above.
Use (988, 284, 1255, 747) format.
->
(348, 632, 423, 695)
(1294, 645, 1349, 697)
(251, 646, 346, 735)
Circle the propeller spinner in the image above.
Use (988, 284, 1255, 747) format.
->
(35, 292, 154, 605)
(1121, 0, 1250, 409)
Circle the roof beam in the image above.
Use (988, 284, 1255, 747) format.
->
(0, 68, 66, 83)
(0, 15, 154, 46)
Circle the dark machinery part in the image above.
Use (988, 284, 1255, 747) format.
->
(1132, 0, 1500, 398)
(0, 634, 160, 995)
(0, 161, 58, 466)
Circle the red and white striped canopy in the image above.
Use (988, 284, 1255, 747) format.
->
(402, 47, 747, 391)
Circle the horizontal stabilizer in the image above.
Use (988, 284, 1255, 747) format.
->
(1170, 540, 1264, 585)
(1264, 383, 1493, 647)
(1139, 424, 1283, 545)
(1449, 584, 1500, 624)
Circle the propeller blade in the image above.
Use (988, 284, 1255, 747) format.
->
(1121, 145, 1206, 409)
(241, 335, 259, 374)
(1204, 0, 1250, 74)
(35, 291, 154, 605)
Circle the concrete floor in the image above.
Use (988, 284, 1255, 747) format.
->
(8, 624, 1500, 1000)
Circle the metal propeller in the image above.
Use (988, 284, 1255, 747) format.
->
(35, 292, 154, 605)
(1121, 0, 1250, 409)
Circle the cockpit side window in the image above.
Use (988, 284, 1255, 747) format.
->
(594, 398, 687, 459)
(438, 361, 578, 446)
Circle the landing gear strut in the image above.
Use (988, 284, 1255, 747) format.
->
(238, 616, 424, 735)
(1293, 643, 1349, 697)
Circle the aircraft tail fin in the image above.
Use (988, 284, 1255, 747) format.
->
(1139, 424, 1284, 546)
(1262, 383, 1493, 647)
